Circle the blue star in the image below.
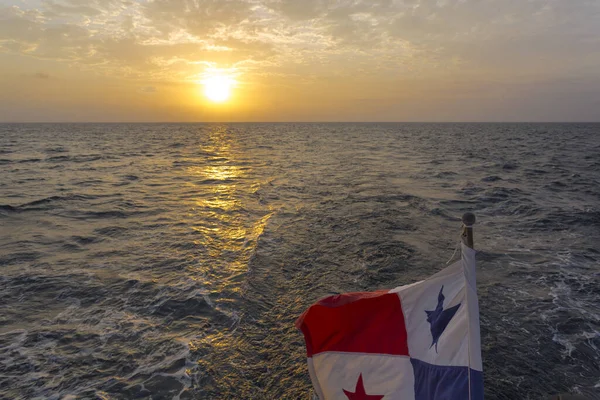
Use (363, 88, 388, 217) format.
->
(425, 286, 461, 353)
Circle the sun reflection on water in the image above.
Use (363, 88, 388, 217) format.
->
(185, 126, 272, 280)
(176, 126, 276, 394)
(189, 164, 242, 182)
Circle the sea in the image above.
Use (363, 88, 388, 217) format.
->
(0, 123, 599, 400)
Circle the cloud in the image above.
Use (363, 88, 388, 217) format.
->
(33, 72, 50, 79)
(42, 0, 103, 17)
(142, 0, 254, 37)
(0, 0, 599, 121)
(139, 85, 157, 93)
(1, 0, 597, 83)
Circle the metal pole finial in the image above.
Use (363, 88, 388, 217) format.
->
(462, 212, 476, 227)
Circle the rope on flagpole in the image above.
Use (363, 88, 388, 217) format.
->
(445, 235, 461, 265)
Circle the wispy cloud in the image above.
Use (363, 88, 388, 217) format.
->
(1, 0, 599, 120)
(2, 0, 598, 79)
(33, 72, 51, 79)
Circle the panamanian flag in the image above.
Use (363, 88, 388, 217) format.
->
(296, 243, 483, 400)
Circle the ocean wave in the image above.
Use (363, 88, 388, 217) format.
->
(0, 194, 97, 213)
(1, 122, 599, 399)
(532, 209, 600, 230)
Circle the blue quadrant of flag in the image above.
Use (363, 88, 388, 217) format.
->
(411, 358, 484, 400)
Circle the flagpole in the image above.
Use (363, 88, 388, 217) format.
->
(462, 213, 476, 249)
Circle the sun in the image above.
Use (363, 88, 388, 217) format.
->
(202, 74, 234, 103)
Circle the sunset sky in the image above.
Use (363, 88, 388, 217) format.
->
(1, 0, 599, 122)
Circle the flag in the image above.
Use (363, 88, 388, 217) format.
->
(296, 243, 483, 400)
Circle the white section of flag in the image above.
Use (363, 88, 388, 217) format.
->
(310, 353, 416, 400)
(390, 243, 482, 371)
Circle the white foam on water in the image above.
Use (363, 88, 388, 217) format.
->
(544, 252, 600, 361)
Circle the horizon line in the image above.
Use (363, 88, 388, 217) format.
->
(1, 121, 600, 124)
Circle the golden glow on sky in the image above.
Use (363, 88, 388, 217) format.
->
(1, 0, 599, 121)
(202, 74, 235, 103)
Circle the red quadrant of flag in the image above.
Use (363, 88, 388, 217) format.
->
(296, 291, 409, 357)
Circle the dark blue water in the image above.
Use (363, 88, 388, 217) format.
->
(1, 123, 599, 399)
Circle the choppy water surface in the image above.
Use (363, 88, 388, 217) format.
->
(1, 123, 599, 399)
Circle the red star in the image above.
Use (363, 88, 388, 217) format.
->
(343, 374, 384, 400)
